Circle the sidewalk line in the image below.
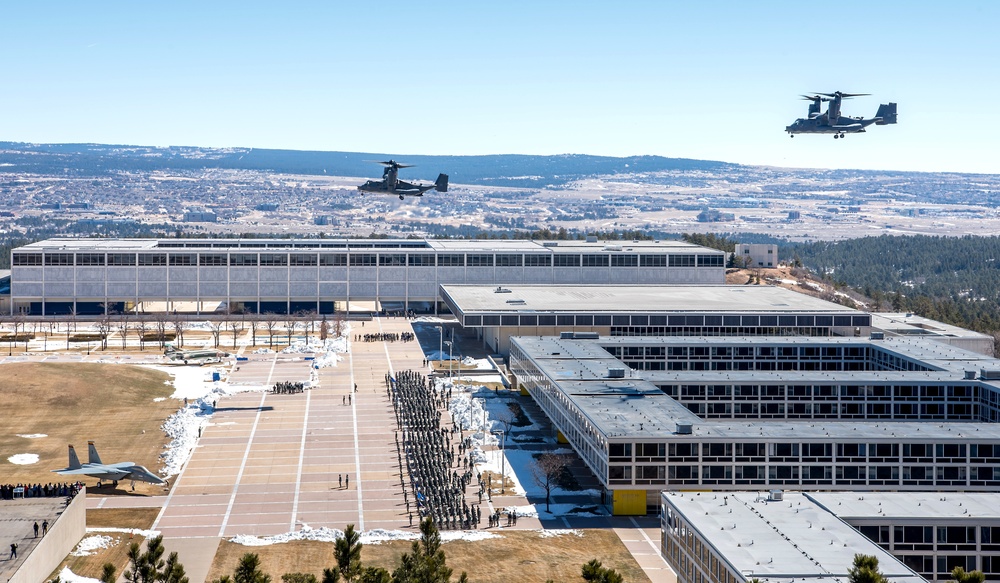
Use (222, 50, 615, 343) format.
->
(290, 387, 312, 531)
(218, 389, 269, 537)
(349, 343, 365, 530)
(629, 516, 670, 567)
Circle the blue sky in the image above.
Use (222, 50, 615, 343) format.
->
(2, 1, 998, 173)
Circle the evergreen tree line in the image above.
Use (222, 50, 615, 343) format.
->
(785, 235, 1000, 335)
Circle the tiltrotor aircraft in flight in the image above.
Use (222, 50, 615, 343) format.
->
(358, 160, 448, 200)
(53, 441, 166, 489)
(786, 92, 897, 138)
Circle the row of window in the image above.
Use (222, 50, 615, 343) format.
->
(659, 442, 991, 459)
(11, 251, 725, 268)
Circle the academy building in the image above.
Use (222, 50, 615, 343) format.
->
(8, 237, 725, 315)
(508, 334, 1000, 515)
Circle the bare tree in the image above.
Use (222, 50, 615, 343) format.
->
(117, 311, 131, 350)
(283, 315, 298, 347)
(319, 316, 329, 341)
(333, 310, 345, 338)
(154, 312, 169, 349)
(248, 313, 260, 347)
(263, 314, 278, 349)
(209, 320, 223, 348)
(532, 453, 570, 513)
(494, 403, 517, 438)
(97, 313, 113, 350)
(171, 315, 186, 348)
(135, 316, 150, 351)
(227, 314, 245, 349)
(45, 320, 57, 351)
(301, 310, 317, 341)
(14, 313, 28, 352)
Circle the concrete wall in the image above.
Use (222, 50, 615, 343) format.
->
(10, 488, 87, 583)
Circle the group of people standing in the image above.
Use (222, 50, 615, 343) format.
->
(1, 482, 81, 500)
(357, 331, 415, 343)
(389, 370, 481, 530)
(271, 380, 305, 394)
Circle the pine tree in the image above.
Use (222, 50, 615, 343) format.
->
(334, 524, 363, 583)
(233, 553, 272, 583)
(100, 563, 117, 583)
(848, 554, 889, 583)
(951, 567, 986, 583)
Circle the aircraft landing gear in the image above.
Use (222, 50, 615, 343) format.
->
(834, 134, 840, 139)
(113, 480, 118, 487)
(398, 195, 404, 200)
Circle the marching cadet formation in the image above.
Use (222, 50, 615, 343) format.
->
(389, 370, 484, 530)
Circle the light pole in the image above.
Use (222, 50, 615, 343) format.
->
(437, 325, 443, 370)
(445, 340, 453, 381)
(492, 429, 506, 494)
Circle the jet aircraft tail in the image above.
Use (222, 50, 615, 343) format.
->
(88, 441, 104, 465)
(435, 174, 449, 193)
(875, 103, 897, 125)
(67, 445, 82, 470)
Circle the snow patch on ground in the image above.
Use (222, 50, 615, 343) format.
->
(538, 529, 584, 538)
(7, 453, 39, 465)
(153, 397, 166, 402)
(86, 527, 161, 537)
(231, 526, 501, 547)
(16, 433, 47, 438)
(57, 566, 101, 583)
(71, 535, 116, 556)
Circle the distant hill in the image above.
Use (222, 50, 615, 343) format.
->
(0, 142, 735, 188)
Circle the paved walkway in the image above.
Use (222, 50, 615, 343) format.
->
(84, 317, 672, 582)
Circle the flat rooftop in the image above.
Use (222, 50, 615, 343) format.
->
(17, 237, 720, 254)
(663, 491, 924, 583)
(806, 491, 1000, 521)
(872, 312, 993, 341)
(443, 284, 857, 314)
(512, 335, 1000, 440)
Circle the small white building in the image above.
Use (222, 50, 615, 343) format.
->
(735, 243, 778, 268)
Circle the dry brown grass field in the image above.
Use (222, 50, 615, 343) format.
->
(0, 362, 177, 495)
(47, 508, 161, 581)
(208, 529, 650, 583)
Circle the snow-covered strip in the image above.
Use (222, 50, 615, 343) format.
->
(16, 433, 47, 438)
(56, 566, 101, 583)
(7, 453, 38, 465)
(86, 527, 161, 537)
(539, 529, 584, 538)
(71, 535, 116, 556)
(160, 404, 212, 477)
(507, 503, 608, 518)
(230, 526, 501, 546)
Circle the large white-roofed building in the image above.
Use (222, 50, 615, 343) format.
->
(508, 334, 1000, 515)
(8, 237, 725, 315)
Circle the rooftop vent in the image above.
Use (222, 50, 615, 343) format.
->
(574, 331, 600, 339)
(603, 244, 623, 252)
(607, 367, 626, 378)
(560, 331, 574, 339)
(869, 332, 885, 340)
(494, 286, 512, 293)
(542, 241, 558, 247)
(982, 369, 1000, 381)
(586, 235, 598, 243)
(769, 490, 784, 502)
(505, 299, 526, 305)
(676, 423, 693, 434)
(965, 370, 978, 380)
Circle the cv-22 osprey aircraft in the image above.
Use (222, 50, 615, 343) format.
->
(53, 441, 166, 490)
(358, 160, 448, 200)
(786, 91, 897, 138)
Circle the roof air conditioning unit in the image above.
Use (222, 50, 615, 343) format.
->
(608, 367, 626, 378)
(676, 423, 693, 434)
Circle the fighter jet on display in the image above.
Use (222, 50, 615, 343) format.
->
(52, 441, 166, 490)
(786, 92, 897, 138)
(357, 160, 448, 200)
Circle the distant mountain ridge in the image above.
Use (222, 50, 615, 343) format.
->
(0, 141, 735, 187)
